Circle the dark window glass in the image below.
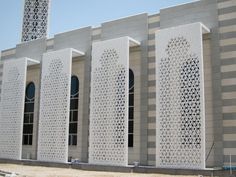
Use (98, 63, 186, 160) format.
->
(128, 69, 134, 147)
(24, 103, 34, 112)
(72, 111, 78, 121)
(128, 134, 133, 147)
(24, 114, 30, 123)
(128, 121, 134, 133)
(23, 82, 35, 145)
(29, 135, 33, 145)
(69, 76, 79, 146)
(129, 94, 134, 106)
(69, 135, 71, 145)
(69, 123, 78, 134)
(129, 107, 134, 119)
(25, 82, 35, 100)
(29, 115, 33, 123)
(129, 69, 134, 90)
(23, 135, 28, 145)
(23, 124, 33, 134)
(71, 76, 79, 97)
(70, 99, 78, 110)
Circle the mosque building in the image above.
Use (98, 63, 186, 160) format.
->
(0, 0, 236, 170)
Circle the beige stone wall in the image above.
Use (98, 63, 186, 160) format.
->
(147, 14, 160, 166)
(203, 37, 214, 167)
(218, 0, 236, 167)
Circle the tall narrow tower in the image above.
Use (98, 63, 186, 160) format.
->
(21, 0, 51, 42)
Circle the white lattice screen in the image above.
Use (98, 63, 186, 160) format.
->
(89, 37, 132, 166)
(37, 48, 72, 163)
(0, 58, 39, 160)
(0, 62, 3, 102)
(21, 0, 50, 42)
(155, 23, 209, 169)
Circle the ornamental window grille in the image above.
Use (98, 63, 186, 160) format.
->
(69, 75, 79, 146)
(37, 48, 82, 163)
(89, 37, 138, 166)
(155, 23, 208, 169)
(23, 82, 35, 145)
(128, 69, 134, 147)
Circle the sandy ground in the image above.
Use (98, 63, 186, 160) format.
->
(0, 164, 201, 177)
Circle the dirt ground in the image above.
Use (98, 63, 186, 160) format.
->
(0, 164, 201, 177)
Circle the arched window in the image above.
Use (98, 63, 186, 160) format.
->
(23, 82, 35, 145)
(128, 69, 134, 147)
(69, 76, 79, 146)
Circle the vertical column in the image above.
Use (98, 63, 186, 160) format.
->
(0, 58, 27, 160)
(147, 14, 160, 166)
(89, 37, 129, 166)
(37, 49, 72, 163)
(156, 23, 209, 169)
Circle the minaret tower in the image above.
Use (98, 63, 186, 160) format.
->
(21, 0, 51, 42)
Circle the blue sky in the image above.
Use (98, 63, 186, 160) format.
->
(0, 0, 194, 51)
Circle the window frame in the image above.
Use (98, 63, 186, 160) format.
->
(69, 75, 79, 146)
(128, 69, 134, 148)
(23, 82, 35, 146)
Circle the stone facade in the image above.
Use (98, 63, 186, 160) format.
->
(0, 0, 236, 169)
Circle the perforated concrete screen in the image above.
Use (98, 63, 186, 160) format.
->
(37, 49, 72, 163)
(0, 58, 38, 160)
(155, 23, 209, 169)
(0, 62, 3, 102)
(89, 37, 136, 166)
(21, 0, 50, 42)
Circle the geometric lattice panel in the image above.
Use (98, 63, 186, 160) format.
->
(37, 48, 72, 163)
(89, 37, 130, 166)
(0, 62, 3, 102)
(0, 58, 27, 160)
(155, 23, 209, 169)
(21, 0, 50, 42)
